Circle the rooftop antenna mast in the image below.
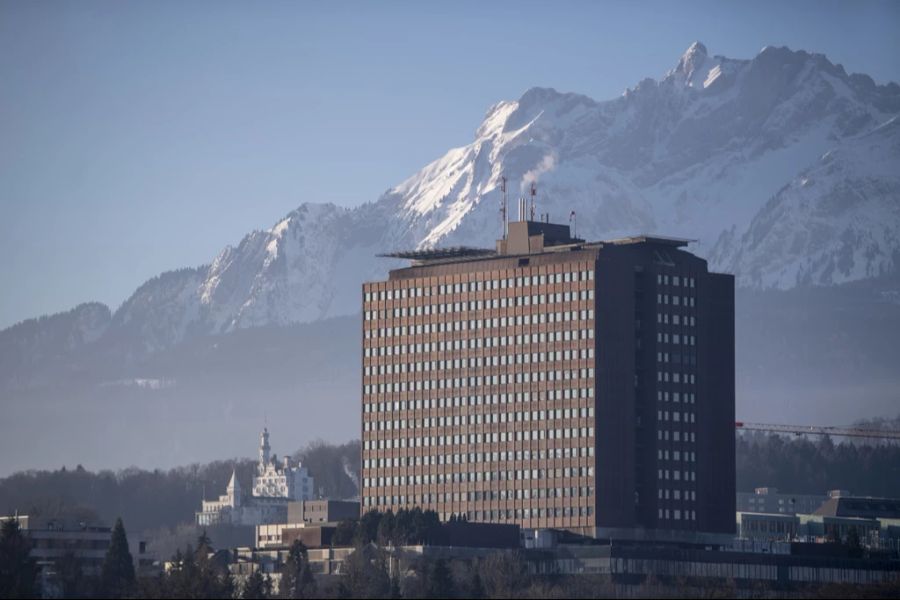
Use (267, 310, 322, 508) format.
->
(500, 176, 508, 239)
(569, 210, 577, 239)
(530, 182, 537, 221)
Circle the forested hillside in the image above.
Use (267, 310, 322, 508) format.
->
(1, 434, 898, 538)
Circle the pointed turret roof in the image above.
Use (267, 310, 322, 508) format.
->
(227, 469, 241, 491)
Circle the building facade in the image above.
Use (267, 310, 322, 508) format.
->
(361, 218, 735, 541)
(736, 487, 829, 515)
(197, 428, 315, 527)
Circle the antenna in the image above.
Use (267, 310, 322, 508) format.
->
(530, 183, 537, 221)
(500, 176, 508, 239)
(569, 210, 577, 238)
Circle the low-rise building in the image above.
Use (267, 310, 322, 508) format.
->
(1, 514, 154, 594)
(287, 500, 360, 525)
(736, 487, 828, 515)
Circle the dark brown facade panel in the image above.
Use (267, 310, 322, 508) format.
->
(361, 231, 734, 540)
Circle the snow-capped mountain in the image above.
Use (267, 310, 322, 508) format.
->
(8, 42, 900, 353)
(3, 42, 900, 473)
(713, 116, 900, 288)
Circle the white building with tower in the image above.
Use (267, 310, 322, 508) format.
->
(196, 428, 315, 527)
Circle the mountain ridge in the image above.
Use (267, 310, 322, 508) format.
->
(4, 42, 899, 355)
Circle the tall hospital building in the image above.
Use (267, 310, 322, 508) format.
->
(361, 217, 735, 541)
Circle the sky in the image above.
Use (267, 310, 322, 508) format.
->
(1, 0, 899, 329)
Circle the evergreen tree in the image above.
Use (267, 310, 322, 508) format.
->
(57, 551, 95, 598)
(469, 570, 485, 599)
(342, 546, 390, 599)
(279, 540, 316, 599)
(193, 531, 230, 598)
(0, 518, 40, 599)
(332, 519, 357, 547)
(355, 511, 382, 546)
(376, 511, 396, 547)
(425, 558, 454, 599)
(242, 569, 269, 599)
(389, 573, 402, 599)
(100, 517, 135, 598)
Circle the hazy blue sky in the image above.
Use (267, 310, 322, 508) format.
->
(1, 0, 898, 329)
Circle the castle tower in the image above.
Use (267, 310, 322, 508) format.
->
(226, 469, 242, 507)
(259, 427, 271, 468)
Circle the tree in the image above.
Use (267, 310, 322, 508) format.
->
(389, 574, 402, 599)
(242, 569, 270, 599)
(100, 517, 135, 598)
(468, 570, 485, 599)
(192, 531, 231, 598)
(478, 551, 529, 598)
(332, 519, 357, 547)
(0, 518, 39, 599)
(425, 558, 454, 599)
(355, 511, 382, 546)
(279, 540, 316, 599)
(376, 511, 396, 547)
(341, 545, 390, 599)
(57, 551, 96, 598)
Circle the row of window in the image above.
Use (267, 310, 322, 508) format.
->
(658, 430, 696, 442)
(368, 349, 594, 369)
(659, 508, 697, 521)
(367, 371, 593, 388)
(657, 294, 696, 307)
(657, 372, 697, 387)
(365, 292, 595, 321)
(365, 393, 590, 413)
(658, 469, 696, 482)
(365, 270, 595, 302)
(656, 333, 697, 346)
(657, 313, 696, 326)
(658, 390, 697, 403)
(367, 328, 594, 347)
(365, 466, 594, 488)
(364, 501, 595, 523)
(658, 410, 696, 423)
(365, 377, 595, 395)
(366, 312, 594, 340)
(659, 489, 697, 501)
(364, 427, 595, 449)
(656, 352, 697, 366)
(365, 407, 594, 429)
(367, 359, 594, 377)
(657, 449, 697, 462)
(657, 274, 696, 288)
(365, 487, 593, 505)
(364, 446, 591, 469)
(365, 488, 593, 506)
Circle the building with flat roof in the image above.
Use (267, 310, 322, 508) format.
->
(737, 487, 829, 515)
(0, 514, 155, 592)
(361, 215, 735, 542)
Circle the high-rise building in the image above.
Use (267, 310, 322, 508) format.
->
(361, 218, 734, 542)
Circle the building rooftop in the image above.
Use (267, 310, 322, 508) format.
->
(814, 496, 900, 519)
(380, 220, 694, 267)
(379, 247, 496, 263)
(606, 234, 695, 248)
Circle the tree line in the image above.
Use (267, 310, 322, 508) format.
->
(737, 432, 900, 497)
(0, 440, 360, 535)
(2, 433, 899, 541)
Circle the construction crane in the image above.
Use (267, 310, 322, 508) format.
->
(736, 421, 900, 440)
